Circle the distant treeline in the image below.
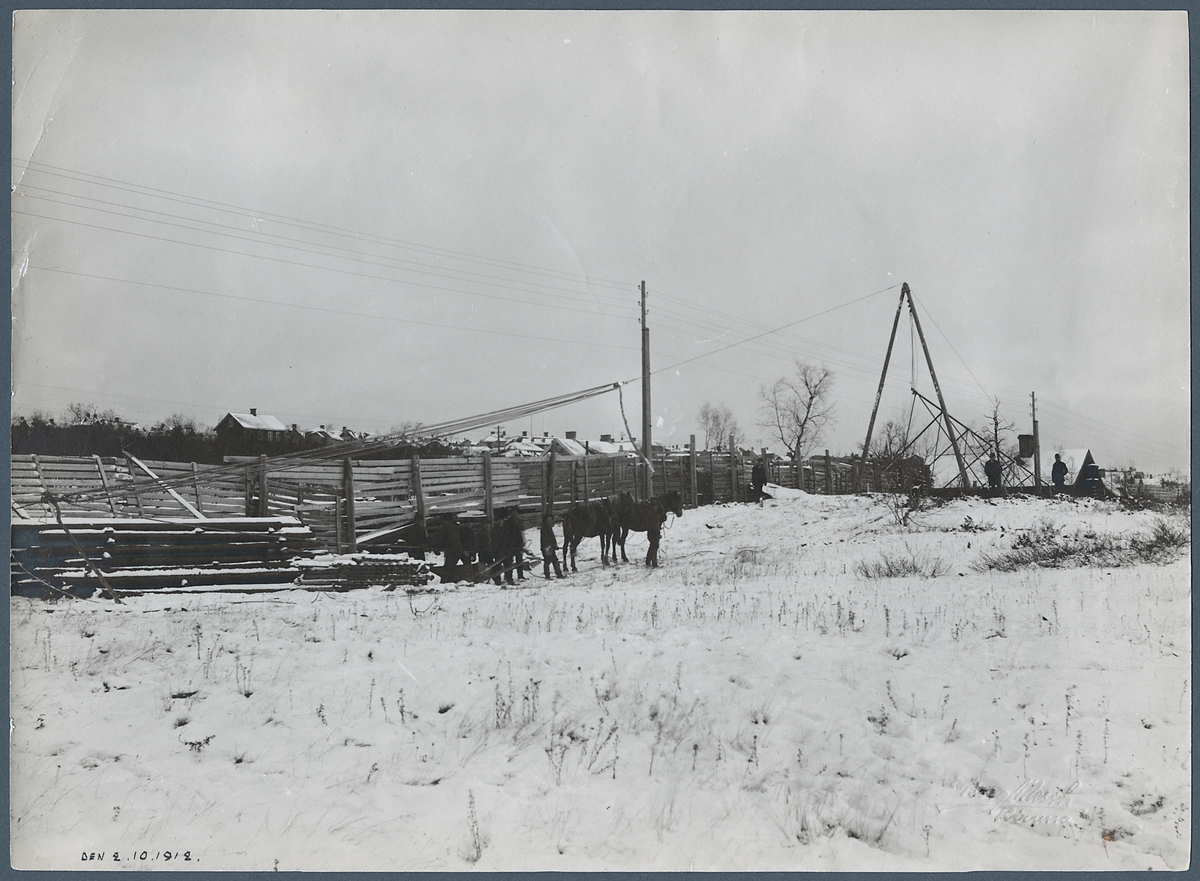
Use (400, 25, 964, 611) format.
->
(11, 414, 455, 464)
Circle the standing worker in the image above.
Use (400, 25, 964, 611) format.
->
(751, 457, 768, 506)
(984, 455, 1003, 496)
(1051, 453, 1069, 495)
(499, 507, 527, 585)
(540, 513, 564, 579)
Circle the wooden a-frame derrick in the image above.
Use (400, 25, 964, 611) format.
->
(856, 282, 970, 491)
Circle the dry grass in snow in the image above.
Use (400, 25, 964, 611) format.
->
(9, 491, 1190, 870)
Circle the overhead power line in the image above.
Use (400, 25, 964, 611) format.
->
(13, 160, 636, 294)
(27, 265, 640, 354)
(17, 185, 635, 313)
(14, 209, 635, 323)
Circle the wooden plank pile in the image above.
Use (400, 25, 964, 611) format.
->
(293, 553, 434, 592)
(11, 517, 317, 597)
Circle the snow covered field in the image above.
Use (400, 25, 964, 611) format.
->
(10, 490, 1190, 871)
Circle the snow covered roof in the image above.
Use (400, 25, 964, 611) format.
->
(305, 428, 340, 441)
(224, 412, 288, 432)
(553, 437, 589, 456)
(587, 439, 638, 455)
(501, 440, 546, 457)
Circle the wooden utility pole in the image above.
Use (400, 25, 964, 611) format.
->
(1031, 392, 1042, 495)
(640, 280, 653, 498)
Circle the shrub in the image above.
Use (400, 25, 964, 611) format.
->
(1130, 516, 1190, 564)
(975, 516, 1189, 571)
(856, 545, 947, 579)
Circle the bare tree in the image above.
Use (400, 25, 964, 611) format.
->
(982, 398, 1018, 460)
(64, 402, 120, 425)
(863, 416, 935, 492)
(153, 413, 205, 434)
(389, 420, 425, 439)
(697, 403, 740, 451)
(758, 361, 835, 461)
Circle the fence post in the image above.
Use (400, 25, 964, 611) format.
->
(570, 460, 578, 508)
(189, 461, 205, 515)
(411, 454, 426, 532)
(824, 450, 833, 495)
(689, 435, 698, 508)
(612, 456, 619, 501)
(258, 454, 269, 517)
(335, 497, 344, 553)
(729, 433, 738, 502)
(342, 458, 357, 552)
(94, 455, 118, 515)
(123, 456, 147, 517)
(483, 450, 494, 523)
(543, 451, 557, 518)
(583, 457, 590, 504)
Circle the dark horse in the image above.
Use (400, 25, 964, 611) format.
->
(613, 490, 684, 567)
(561, 498, 619, 572)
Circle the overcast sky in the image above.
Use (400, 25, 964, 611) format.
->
(11, 10, 1190, 473)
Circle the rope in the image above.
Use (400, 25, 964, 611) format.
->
(616, 382, 654, 476)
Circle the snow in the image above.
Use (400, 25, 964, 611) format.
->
(10, 491, 1190, 871)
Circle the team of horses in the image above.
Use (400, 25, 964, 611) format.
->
(412, 490, 684, 583)
(410, 507, 527, 585)
(562, 490, 684, 570)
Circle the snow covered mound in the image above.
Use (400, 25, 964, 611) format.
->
(10, 493, 1190, 871)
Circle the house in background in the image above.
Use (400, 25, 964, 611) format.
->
(215, 409, 289, 444)
(304, 425, 341, 445)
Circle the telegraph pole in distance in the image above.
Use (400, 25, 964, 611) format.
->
(1031, 392, 1042, 496)
(641, 281, 652, 497)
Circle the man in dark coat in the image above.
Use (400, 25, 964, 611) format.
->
(540, 514, 564, 579)
(984, 455, 1003, 496)
(751, 458, 768, 505)
(439, 516, 470, 583)
(1051, 453, 1069, 494)
(497, 508, 526, 585)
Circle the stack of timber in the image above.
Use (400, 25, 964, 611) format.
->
(293, 553, 434, 592)
(11, 517, 317, 598)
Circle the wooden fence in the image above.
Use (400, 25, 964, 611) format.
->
(12, 451, 756, 553)
(12, 451, 895, 550)
(11, 451, 890, 542)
